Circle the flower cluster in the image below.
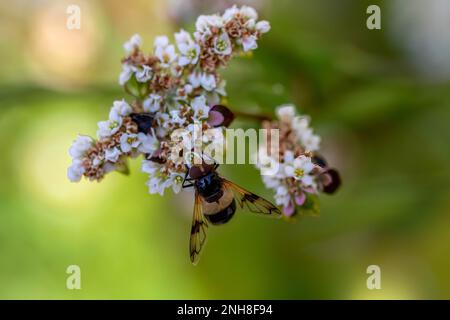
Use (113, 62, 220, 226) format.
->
(67, 5, 270, 195)
(67, 100, 158, 182)
(255, 105, 341, 218)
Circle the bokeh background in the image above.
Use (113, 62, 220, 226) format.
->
(1, 0, 450, 299)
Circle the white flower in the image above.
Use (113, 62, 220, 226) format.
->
(105, 147, 121, 163)
(256, 20, 271, 33)
(119, 63, 135, 85)
(262, 175, 281, 189)
(191, 95, 210, 120)
(285, 155, 316, 186)
(69, 135, 93, 159)
(175, 29, 200, 66)
(179, 43, 200, 66)
(200, 73, 216, 91)
(292, 116, 310, 134)
(92, 156, 102, 167)
(110, 99, 132, 118)
(213, 32, 232, 56)
(154, 35, 169, 48)
(141, 160, 162, 175)
(135, 65, 152, 83)
(292, 116, 321, 152)
(123, 34, 141, 53)
(143, 94, 162, 112)
(301, 130, 321, 152)
(67, 159, 85, 182)
(176, 84, 194, 100)
(245, 19, 256, 29)
(137, 132, 158, 154)
(276, 104, 296, 123)
(240, 6, 258, 21)
(222, 5, 239, 22)
(120, 133, 140, 153)
(167, 172, 184, 194)
(242, 35, 258, 52)
(195, 14, 223, 33)
(188, 71, 202, 88)
(170, 110, 186, 126)
(147, 176, 166, 195)
(155, 37, 177, 67)
(155, 111, 170, 128)
(97, 113, 123, 138)
(274, 185, 291, 207)
(175, 29, 191, 44)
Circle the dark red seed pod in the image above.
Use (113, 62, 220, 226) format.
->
(319, 168, 341, 194)
(207, 105, 235, 128)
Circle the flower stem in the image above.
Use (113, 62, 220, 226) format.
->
(232, 110, 273, 122)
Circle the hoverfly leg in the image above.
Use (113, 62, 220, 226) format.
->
(182, 169, 194, 189)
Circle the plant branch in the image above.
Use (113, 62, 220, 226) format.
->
(232, 109, 274, 122)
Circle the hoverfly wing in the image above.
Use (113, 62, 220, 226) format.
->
(189, 191, 209, 265)
(222, 179, 282, 217)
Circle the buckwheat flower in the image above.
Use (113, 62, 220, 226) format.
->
(92, 156, 102, 168)
(191, 95, 210, 120)
(179, 43, 200, 67)
(141, 159, 162, 175)
(155, 37, 177, 67)
(123, 34, 142, 53)
(97, 113, 123, 138)
(119, 63, 135, 86)
(276, 105, 296, 123)
(167, 172, 184, 194)
(154, 112, 170, 137)
(188, 71, 202, 88)
(244, 19, 256, 30)
(196, 14, 223, 34)
(301, 130, 321, 152)
(147, 176, 166, 195)
(110, 99, 132, 118)
(105, 147, 121, 163)
(67, 159, 85, 182)
(200, 73, 216, 91)
(285, 155, 316, 187)
(274, 185, 290, 208)
(143, 94, 163, 113)
(213, 32, 232, 56)
(176, 84, 194, 100)
(69, 135, 93, 159)
(292, 117, 321, 152)
(154, 35, 169, 48)
(256, 20, 271, 34)
(135, 65, 153, 83)
(120, 133, 140, 153)
(222, 5, 240, 23)
(262, 175, 281, 189)
(137, 132, 159, 154)
(240, 5, 258, 21)
(242, 35, 258, 52)
(175, 29, 200, 67)
(170, 110, 186, 126)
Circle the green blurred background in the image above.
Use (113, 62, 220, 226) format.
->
(1, 0, 450, 299)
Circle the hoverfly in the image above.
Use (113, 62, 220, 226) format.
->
(182, 161, 282, 265)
